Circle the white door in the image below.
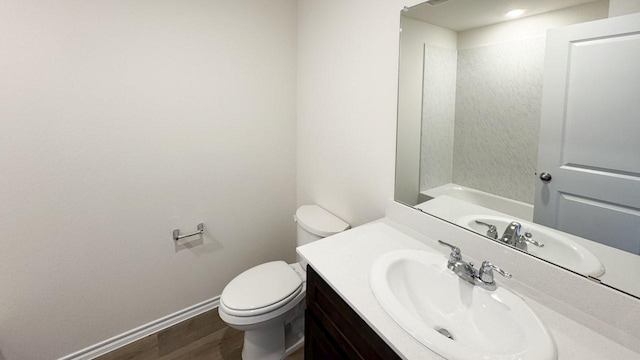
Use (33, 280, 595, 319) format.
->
(534, 13, 640, 255)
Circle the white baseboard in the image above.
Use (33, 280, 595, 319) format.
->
(58, 296, 220, 360)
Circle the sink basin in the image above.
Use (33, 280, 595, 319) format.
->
(370, 249, 557, 360)
(456, 215, 605, 277)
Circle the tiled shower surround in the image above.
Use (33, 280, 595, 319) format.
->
(420, 45, 457, 191)
(420, 37, 546, 204)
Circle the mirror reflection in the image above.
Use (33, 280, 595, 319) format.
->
(395, 0, 640, 298)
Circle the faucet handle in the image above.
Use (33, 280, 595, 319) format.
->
(479, 261, 512, 282)
(437, 240, 462, 264)
(522, 232, 545, 247)
(475, 220, 498, 239)
(438, 240, 460, 254)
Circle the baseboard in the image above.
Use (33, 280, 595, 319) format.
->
(58, 296, 220, 360)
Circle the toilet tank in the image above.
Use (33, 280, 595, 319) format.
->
(295, 205, 350, 248)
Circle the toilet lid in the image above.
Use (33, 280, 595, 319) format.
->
(221, 261, 303, 316)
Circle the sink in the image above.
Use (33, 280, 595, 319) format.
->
(456, 215, 605, 277)
(370, 249, 557, 360)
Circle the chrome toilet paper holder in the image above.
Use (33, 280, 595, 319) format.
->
(173, 223, 204, 241)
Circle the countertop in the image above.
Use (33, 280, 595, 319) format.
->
(296, 219, 640, 360)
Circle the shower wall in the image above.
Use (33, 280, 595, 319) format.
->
(451, 37, 546, 204)
(419, 38, 545, 204)
(420, 45, 457, 191)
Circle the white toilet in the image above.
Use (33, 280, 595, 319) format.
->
(218, 205, 350, 360)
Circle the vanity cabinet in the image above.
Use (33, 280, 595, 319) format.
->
(304, 266, 401, 360)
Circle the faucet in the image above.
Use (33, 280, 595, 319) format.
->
(501, 221, 526, 250)
(500, 221, 544, 252)
(438, 240, 512, 291)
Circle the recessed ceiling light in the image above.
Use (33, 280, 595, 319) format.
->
(506, 9, 526, 18)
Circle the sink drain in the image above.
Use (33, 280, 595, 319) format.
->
(435, 327, 454, 340)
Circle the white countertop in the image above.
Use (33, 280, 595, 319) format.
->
(297, 219, 640, 360)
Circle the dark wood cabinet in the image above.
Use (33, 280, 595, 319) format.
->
(304, 266, 402, 360)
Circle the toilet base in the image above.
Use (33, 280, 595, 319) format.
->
(284, 336, 305, 358)
(240, 310, 305, 360)
(242, 323, 285, 360)
(241, 330, 304, 360)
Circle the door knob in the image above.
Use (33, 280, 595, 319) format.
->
(539, 172, 552, 182)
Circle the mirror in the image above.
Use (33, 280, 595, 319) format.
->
(395, 0, 640, 298)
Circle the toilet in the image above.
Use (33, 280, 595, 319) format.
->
(218, 205, 350, 360)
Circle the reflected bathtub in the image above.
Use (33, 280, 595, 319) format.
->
(421, 183, 534, 221)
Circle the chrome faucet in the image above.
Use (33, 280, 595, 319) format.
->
(501, 221, 526, 250)
(438, 240, 512, 291)
(500, 221, 544, 251)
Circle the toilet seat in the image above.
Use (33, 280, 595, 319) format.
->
(221, 261, 304, 317)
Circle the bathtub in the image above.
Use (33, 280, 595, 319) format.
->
(420, 183, 534, 221)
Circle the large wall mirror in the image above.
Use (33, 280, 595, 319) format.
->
(395, 0, 640, 298)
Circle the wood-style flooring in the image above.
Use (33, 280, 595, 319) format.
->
(95, 308, 304, 360)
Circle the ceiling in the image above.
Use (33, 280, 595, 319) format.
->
(403, 0, 602, 32)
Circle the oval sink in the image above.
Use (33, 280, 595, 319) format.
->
(370, 249, 557, 360)
(456, 215, 605, 277)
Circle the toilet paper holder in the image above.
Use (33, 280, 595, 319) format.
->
(173, 223, 204, 241)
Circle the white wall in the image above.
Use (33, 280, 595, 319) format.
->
(297, 0, 425, 225)
(609, 0, 640, 16)
(0, 1, 297, 359)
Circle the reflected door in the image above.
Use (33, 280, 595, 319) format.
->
(534, 13, 640, 255)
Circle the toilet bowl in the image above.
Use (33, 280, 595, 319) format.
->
(218, 205, 349, 360)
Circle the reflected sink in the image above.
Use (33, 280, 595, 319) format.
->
(370, 249, 557, 360)
(457, 215, 605, 277)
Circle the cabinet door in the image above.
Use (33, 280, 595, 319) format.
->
(305, 266, 402, 360)
(305, 311, 349, 359)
